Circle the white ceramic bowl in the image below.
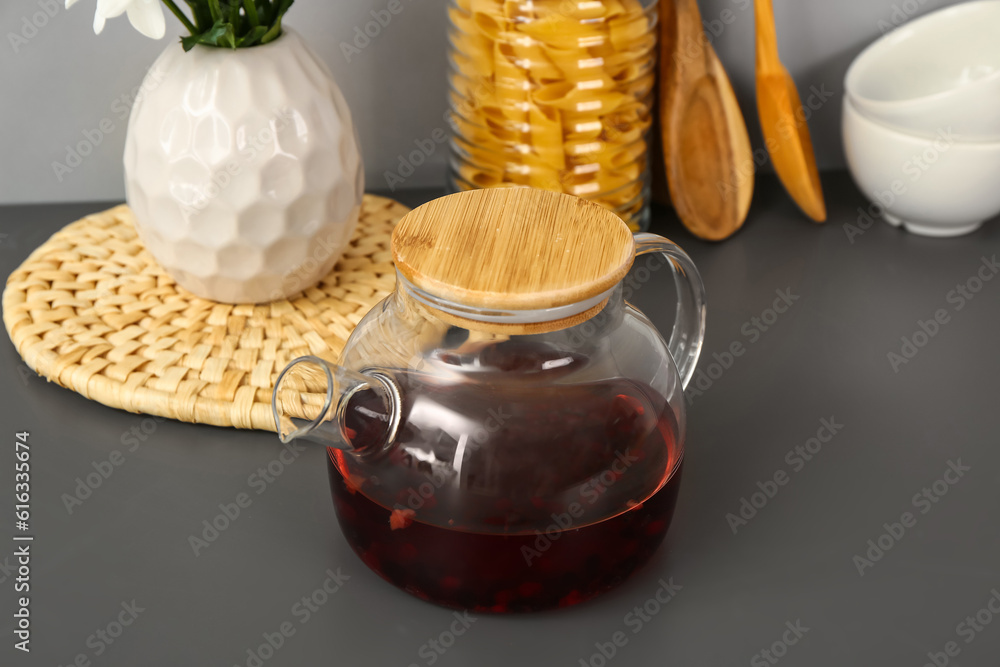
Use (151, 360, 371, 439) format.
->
(843, 96, 1000, 237)
(845, 0, 1000, 141)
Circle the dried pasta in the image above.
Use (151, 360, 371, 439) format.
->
(446, 0, 656, 230)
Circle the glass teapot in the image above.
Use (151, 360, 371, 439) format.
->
(272, 188, 705, 612)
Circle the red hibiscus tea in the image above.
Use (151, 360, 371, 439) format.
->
(326, 368, 684, 613)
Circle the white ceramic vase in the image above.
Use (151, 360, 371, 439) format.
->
(124, 29, 363, 304)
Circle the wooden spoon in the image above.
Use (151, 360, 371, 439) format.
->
(755, 0, 826, 222)
(659, 0, 754, 241)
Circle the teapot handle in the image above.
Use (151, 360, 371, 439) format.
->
(633, 233, 706, 390)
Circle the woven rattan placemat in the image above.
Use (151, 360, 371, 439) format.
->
(2, 194, 409, 431)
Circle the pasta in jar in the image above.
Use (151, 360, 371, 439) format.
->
(446, 0, 657, 231)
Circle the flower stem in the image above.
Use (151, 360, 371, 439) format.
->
(182, 0, 207, 31)
(229, 0, 240, 31)
(162, 0, 197, 34)
(242, 0, 259, 27)
(207, 0, 223, 22)
(260, 0, 292, 43)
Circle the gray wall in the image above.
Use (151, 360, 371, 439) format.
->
(0, 0, 958, 205)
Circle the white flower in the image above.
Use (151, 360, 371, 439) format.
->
(66, 0, 165, 40)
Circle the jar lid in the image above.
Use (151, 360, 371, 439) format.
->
(391, 189, 635, 313)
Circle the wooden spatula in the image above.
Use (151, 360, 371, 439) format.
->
(755, 0, 826, 222)
(659, 0, 754, 241)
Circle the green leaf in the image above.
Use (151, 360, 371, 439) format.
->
(182, 0, 212, 31)
(174, 0, 295, 50)
(237, 25, 268, 47)
(259, 0, 293, 44)
(274, 0, 294, 19)
(180, 20, 237, 51)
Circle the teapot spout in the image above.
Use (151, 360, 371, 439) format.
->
(271, 356, 400, 452)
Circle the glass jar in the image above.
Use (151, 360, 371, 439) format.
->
(445, 0, 658, 231)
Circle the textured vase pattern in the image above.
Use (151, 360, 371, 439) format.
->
(124, 29, 363, 304)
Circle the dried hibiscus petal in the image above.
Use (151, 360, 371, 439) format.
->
(342, 472, 367, 495)
(389, 508, 416, 530)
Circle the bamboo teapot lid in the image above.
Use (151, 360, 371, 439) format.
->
(391, 189, 635, 317)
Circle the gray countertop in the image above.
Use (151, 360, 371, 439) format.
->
(2, 173, 999, 666)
